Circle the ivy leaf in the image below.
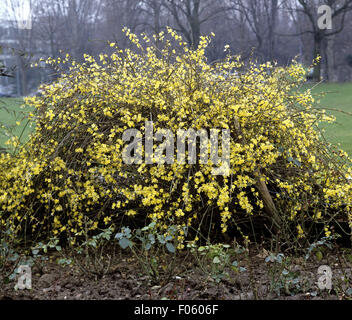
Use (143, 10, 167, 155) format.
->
(288, 156, 301, 167)
(213, 256, 221, 264)
(157, 235, 166, 244)
(282, 269, 289, 275)
(124, 227, 131, 235)
(119, 238, 131, 249)
(166, 242, 175, 253)
(9, 253, 19, 262)
(115, 233, 123, 240)
(293, 159, 301, 167)
(148, 234, 155, 244)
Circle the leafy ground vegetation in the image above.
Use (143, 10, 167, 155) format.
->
(0, 29, 352, 300)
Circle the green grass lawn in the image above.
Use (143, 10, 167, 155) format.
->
(304, 82, 352, 156)
(0, 97, 34, 149)
(1, 83, 352, 155)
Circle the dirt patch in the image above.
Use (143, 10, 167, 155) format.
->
(1, 246, 351, 300)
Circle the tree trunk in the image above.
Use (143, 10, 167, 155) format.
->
(153, 1, 162, 58)
(313, 34, 322, 82)
(267, 0, 278, 61)
(326, 37, 336, 82)
(18, 56, 27, 96)
(190, 17, 200, 49)
(69, 0, 79, 60)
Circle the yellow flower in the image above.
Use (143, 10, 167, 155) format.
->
(297, 225, 305, 239)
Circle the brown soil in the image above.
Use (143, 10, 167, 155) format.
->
(1, 246, 351, 300)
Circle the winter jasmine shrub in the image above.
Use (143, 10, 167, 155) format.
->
(0, 28, 351, 248)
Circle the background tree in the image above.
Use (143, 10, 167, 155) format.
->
(284, 0, 352, 81)
(164, 0, 229, 48)
(228, 0, 282, 62)
(4, 0, 35, 95)
(99, 0, 143, 49)
(2, 0, 352, 95)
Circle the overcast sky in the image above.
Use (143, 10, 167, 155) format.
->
(0, 0, 32, 22)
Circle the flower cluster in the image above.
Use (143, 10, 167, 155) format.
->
(0, 28, 351, 247)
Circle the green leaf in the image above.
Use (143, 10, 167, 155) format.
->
(231, 266, 239, 273)
(142, 222, 156, 231)
(287, 157, 301, 167)
(119, 238, 131, 249)
(9, 272, 16, 280)
(102, 233, 111, 240)
(293, 159, 301, 167)
(115, 232, 123, 240)
(57, 258, 72, 266)
(213, 256, 221, 264)
(316, 250, 323, 261)
(158, 235, 166, 244)
(9, 253, 19, 261)
(166, 242, 175, 253)
(148, 234, 155, 244)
